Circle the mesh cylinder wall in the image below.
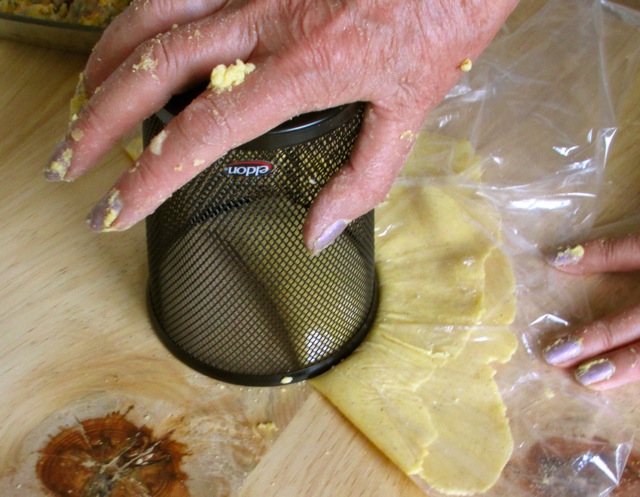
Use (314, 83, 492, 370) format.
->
(144, 102, 378, 386)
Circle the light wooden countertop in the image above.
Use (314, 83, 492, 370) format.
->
(1, 3, 639, 495)
(0, 39, 427, 497)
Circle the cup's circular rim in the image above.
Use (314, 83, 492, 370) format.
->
(155, 83, 364, 150)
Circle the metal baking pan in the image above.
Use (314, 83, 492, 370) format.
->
(0, 12, 102, 53)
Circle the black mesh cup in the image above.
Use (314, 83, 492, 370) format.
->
(143, 90, 378, 386)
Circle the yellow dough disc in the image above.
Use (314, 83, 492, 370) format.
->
(374, 185, 496, 325)
(415, 327, 517, 494)
(312, 135, 517, 495)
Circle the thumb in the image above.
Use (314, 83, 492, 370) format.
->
(303, 103, 422, 254)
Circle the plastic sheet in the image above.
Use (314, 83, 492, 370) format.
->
(389, 0, 640, 495)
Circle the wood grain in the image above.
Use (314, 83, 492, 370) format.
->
(237, 391, 426, 497)
(0, 41, 309, 497)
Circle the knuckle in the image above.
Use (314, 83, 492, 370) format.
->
(361, 173, 393, 205)
(594, 234, 640, 271)
(133, 171, 158, 202)
(76, 97, 109, 138)
(599, 238, 620, 267)
(272, 6, 363, 102)
(145, 0, 178, 19)
(173, 97, 233, 148)
(130, 32, 179, 83)
(131, 158, 186, 210)
(586, 319, 617, 353)
(131, 0, 187, 21)
(621, 233, 640, 265)
(135, 156, 169, 192)
(369, 184, 392, 205)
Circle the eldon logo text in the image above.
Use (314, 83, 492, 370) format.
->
(224, 160, 273, 177)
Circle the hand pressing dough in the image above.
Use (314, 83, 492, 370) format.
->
(312, 159, 517, 495)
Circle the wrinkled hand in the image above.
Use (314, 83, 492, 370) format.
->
(45, 0, 517, 253)
(545, 234, 640, 390)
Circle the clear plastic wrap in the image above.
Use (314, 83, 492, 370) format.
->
(106, 1, 640, 494)
(342, 0, 640, 495)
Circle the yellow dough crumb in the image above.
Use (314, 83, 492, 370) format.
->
(70, 128, 84, 141)
(102, 189, 121, 229)
(132, 53, 159, 74)
(124, 134, 144, 161)
(149, 130, 168, 156)
(561, 245, 584, 258)
(47, 147, 73, 180)
(460, 58, 473, 72)
(208, 59, 256, 93)
(400, 130, 416, 141)
(256, 421, 278, 434)
(69, 72, 87, 122)
(553, 244, 585, 266)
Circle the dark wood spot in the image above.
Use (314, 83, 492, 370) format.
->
(36, 409, 190, 497)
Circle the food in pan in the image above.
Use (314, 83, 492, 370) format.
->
(0, 0, 130, 27)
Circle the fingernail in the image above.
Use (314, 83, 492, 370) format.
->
(87, 189, 122, 232)
(548, 244, 585, 267)
(542, 335, 583, 365)
(575, 358, 615, 386)
(44, 141, 73, 181)
(312, 219, 349, 255)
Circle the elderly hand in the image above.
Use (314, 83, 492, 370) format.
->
(545, 234, 640, 390)
(44, 0, 517, 253)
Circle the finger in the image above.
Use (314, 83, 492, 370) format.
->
(85, 0, 229, 94)
(542, 301, 640, 368)
(303, 103, 423, 254)
(572, 343, 640, 390)
(85, 57, 322, 232)
(548, 233, 640, 274)
(45, 11, 258, 183)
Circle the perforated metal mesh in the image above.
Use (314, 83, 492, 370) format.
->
(144, 102, 377, 386)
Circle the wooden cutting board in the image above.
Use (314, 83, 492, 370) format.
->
(0, 39, 425, 497)
(1, 2, 640, 494)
